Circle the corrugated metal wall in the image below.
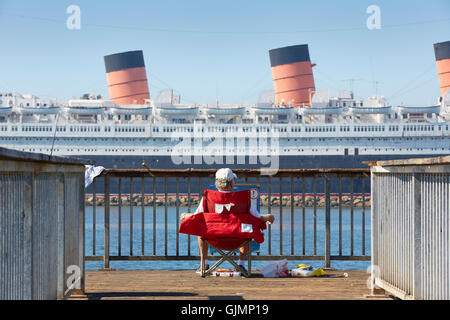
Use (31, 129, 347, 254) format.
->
(0, 159, 85, 300)
(420, 173, 449, 300)
(0, 172, 32, 299)
(371, 163, 450, 300)
(372, 173, 414, 297)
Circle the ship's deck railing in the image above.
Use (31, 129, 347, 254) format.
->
(86, 168, 371, 270)
(1, 121, 448, 139)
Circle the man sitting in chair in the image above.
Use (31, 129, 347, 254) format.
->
(180, 168, 274, 274)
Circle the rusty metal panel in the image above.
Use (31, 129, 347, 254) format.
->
(0, 151, 85, 300)
(63, 173, 85, 297)
(32, 173, 59, 299)
(0, 172, 32, 299)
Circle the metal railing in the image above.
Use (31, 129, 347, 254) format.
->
(85, 168, 371, 269)
(370, 156, 450, 300)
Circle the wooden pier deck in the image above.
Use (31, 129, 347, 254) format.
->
(83, 269, 394, 300)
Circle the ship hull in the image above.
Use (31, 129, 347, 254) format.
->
(80, 153, 450, 170)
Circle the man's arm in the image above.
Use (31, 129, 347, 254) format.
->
(260, 214, 275, 224)
(250, 201, 274, 224)
(249, 201, 261, 218)
(180, 197, 203, 220)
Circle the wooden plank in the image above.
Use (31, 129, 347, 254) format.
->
(365, 155, 450, 167)
(84, 270, 393, 300)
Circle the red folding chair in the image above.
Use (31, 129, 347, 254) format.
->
(179, 189, 267, 277)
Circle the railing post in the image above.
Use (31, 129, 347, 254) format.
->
(279, 176, 283, 255)
(313, 176, 317, 255)
(118, 177, 122, 257)
(92, 179, 96, 256)
(324, 176, 331, 269)
(267, 176, 272, 256)
(141, 177, 145, 256)
(129, 177, 133, 256)
(101, 174, 113, 271)
(187, 176, 191, 256)
(370, 170, 379, 289)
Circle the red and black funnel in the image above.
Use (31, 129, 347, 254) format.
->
(434, 41, 450, 97)
(269, 44, 316, 107)
(104, 50, 150, 104)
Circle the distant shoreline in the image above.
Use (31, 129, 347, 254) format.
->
(85, 193, 371, 208)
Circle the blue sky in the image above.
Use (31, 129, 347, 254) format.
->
(0, 0, 449, 106)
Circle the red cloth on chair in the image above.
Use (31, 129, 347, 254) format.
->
(178, 189, 266, 248)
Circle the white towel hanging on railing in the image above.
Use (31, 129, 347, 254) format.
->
(84, 165, 105, 188)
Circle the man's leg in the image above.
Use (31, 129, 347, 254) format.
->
(237, 242, 251, 276)
(238, 244, 248, 267)
(198, 236, 209, 258)
(239, 245, 248, 260)
(198, 237, 209, 270)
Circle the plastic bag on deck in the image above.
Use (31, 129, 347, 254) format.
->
(261, 259, 289, 278)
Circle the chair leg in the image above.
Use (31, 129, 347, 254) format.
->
(247, 240, 252, 278)
(214, 247, 241, 270)
(200, 240, 253, 278)
(202, 248, 235, 277)
(200, 238, 206, 277)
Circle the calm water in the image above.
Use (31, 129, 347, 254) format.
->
(85, 206, 371, 271)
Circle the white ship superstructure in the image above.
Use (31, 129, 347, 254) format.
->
(0, 90, 449, 166)
(1, 41, 450, 169)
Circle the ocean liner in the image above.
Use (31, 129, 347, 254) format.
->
(1, 42, 449, 174)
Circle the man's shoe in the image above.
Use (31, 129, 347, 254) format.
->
(196, 264, 210, 274)
(235, 265, 249, 277)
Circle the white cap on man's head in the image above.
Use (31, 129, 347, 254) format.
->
(215, 168, 237, 181)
